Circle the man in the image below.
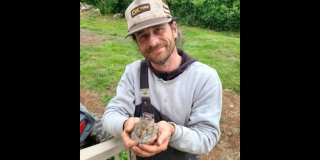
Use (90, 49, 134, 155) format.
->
(102, 0, 222, 159)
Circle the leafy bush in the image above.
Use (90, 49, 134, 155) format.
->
(167, 0, 240, 31)
(81, 0, 133, 15)
(80, 0, 240, 31)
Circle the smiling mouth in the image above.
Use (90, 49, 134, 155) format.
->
(147, 43, 167, 54)
(150, 47, 164, 53)
(149, 45, 167, 54)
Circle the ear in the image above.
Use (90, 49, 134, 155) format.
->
(149, 119, 155, 125)
(172, 21, 178, 39)
(139, 116, 143, 122)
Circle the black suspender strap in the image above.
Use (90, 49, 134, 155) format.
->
(138, 60, 175, 123)
(140, 60, 149, 89)
(140, 60, 151, 108)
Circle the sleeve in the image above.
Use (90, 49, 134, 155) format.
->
(168, 69, 222, 154)
(101, 64, 137, 138)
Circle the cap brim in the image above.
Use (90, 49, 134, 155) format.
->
(124, 17, 172, 38)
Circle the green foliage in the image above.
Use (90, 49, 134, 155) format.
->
(81, 0, 133, 15)
(167, 0, 240, 31)
(107, 151, 128, 160)
(81, 0, 239, 31)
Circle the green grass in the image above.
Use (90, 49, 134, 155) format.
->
(80, 13, 240, 108)
(80, 39, 143, 104)
(80, 12, 128, 36)
(179, 25, 240, 93)
(220, 117, 226, 123)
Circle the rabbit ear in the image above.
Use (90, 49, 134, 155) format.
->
(148, 119, 155, 125)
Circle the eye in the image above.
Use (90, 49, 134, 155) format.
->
(138, 34, 147, 42)
(155, 27, 163, 33)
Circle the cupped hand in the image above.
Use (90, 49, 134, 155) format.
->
(130, 120, 175, 157)
(121, 117, 140, 148)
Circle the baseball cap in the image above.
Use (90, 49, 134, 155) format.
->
(124, 0, 172, 38)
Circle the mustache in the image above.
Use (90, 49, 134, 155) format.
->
(145, 42, 167, 53)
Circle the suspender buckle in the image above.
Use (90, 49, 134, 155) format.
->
(140, 88, 149, 98)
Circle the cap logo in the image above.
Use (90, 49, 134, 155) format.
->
(131, 3, 151, 18)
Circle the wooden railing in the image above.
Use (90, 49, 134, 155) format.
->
(80, 138, 131, 160)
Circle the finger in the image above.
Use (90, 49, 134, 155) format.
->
(156, 124, 172, 146)
(139, 138, 168, 153)
(130, 148, 139, 157)
(132, 145, 156, 157)
(144, 135, 157, 145)
(121, 131, 139, 148)
(124, 117, 140, 133)
(130, 147, 137, 154)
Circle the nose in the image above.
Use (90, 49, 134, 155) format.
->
(148, 33, 159, 47)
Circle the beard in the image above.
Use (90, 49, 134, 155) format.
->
(141, 36, 175, 65)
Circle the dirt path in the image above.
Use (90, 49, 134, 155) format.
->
(80, 29, 240, 160)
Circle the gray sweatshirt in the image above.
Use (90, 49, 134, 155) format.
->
(102, 58, 222, 154)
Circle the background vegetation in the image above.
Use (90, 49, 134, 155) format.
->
(80, 13, 240, 106)
(80, 0, 240, 31)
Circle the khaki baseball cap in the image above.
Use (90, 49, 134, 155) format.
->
(124, 0, 172, 38)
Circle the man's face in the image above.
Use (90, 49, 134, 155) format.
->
(134, 22, 178, 65)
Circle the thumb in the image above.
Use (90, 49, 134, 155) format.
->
(125, 117, 140, 132)
(156, 122, 172, 146)
(125, 125, 131, 132)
